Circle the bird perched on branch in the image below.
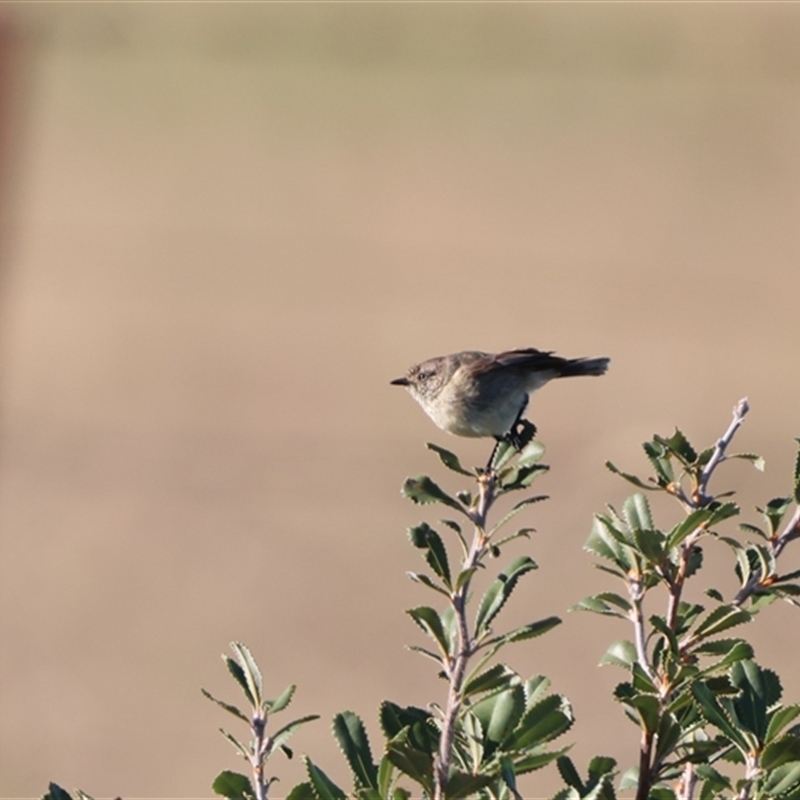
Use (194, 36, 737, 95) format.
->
(391, 348, 609, 449)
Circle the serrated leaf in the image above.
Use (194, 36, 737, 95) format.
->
(202, 688, 249, 722)
(693, 605, 752, 640)
(212, 770, 255, 800)
(402, 476, 467, 516)
(605, 461, 655, 491)
(224, 655, 255, 706)
(502, 693, 574, 750)
(304, 756, 347, 800)
(268, 684, 296, 714)
(332, 711, 378, 790)
(761, 737, 800, 771)
(658, 429, 698, 466)
(763, 497, 793, 536)
(501, 464, 549, 493)
(285, 782, 317, 800)
(632, 528, 665, 562)
(408, 523, 452, 586)
(570, 595, 627, 619)
(490, 495, 548, 536)
(219, 728, 250, 759)
(444, 771, 496, 800)
(502, 616, 561, 644)
(271, 714, 321, 753)
(42, 786, 74, 800)
(729, 452, 766, 471)
(407, 606, 451, 656)
(768, 706, 800, 743)
(426, 442, 474, 476)
(557, 756, 584, 790)
(730, 660, 781, 741)
(463, 663, 519, 698)
(624, 493, 654, 532)
(584, 516, 633, 572)
(473, 684, 526, 747)
(475, 556, 537, 635)
(407, 572, 450, 597)
(692, 682, 751, 751)
(454, 567, 478, 592)
(384, 728, 435, 795)
(600, 640, 637, 669)
(230, 643, 262, 707)
(762, 761, 800, 797)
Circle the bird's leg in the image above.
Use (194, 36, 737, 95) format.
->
(484, 438, 503, 473)
(506, 395, 530, 450)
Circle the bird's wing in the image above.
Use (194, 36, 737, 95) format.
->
(491, 348, 567, 372)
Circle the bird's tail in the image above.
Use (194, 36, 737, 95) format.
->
(560, 357, 610, 377)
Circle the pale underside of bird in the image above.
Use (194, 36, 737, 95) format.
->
(391, 347, 610, 443)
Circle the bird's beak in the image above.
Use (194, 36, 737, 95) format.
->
(390, 377, 410, 386)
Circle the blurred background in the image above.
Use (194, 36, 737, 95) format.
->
(1, 4, 799, 798)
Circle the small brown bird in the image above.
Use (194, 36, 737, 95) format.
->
(391, 348, 609, 446)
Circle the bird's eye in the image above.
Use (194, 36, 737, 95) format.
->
(418, 370, 431, 381)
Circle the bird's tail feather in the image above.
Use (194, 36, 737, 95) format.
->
(560, 357, 610, 377)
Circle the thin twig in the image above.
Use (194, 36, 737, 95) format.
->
(695, 398, 750, 506)
(434, 470, 496, 800)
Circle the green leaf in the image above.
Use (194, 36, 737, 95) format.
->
(230, 643, 262, 707)
(475, 556, 537, 635)
(407, 572, 450, 597)
(571, 595, 628, 619)
(729, 452, 766, 472)
(762, 497, 794, 536)
(692, 682, 751, 751)
(224, 655, 255, 706)
(557, 756, 584, 790)
(212, 771, 256, 800)
(730, 660, 781, 741)
(332, 711, 378, 790)
(219, 728, 250, 759)
(201, 688, 249, 722)
(384, 728, 435, 795)
(472, 684, 526, 747)
(624, 493, 654, 532)
(490, 496, 548, 536)
(268, 684, 296, 714)
(304, 756, 347, 800)
(631, 528, 665, 562)
(502, 693, 574, 750)
(501, 617, 561, 644)
(768, 706, 800, 743)
(762, 761, 800, 797)
(443, 771, 496, 799)
(454, 567, 477, 592)
(584, 515, 633, 572)
(693, 605, 752, 640)
(402, 476, 467, 516)
(605, 461, 655, 491)
(42, 786, 74, 800)
(408, 523, 452, 586)
(643, 440, 675, 486)
(668, 508, 716, 550)
(270, 714, 321, 753)
(407, 606, 451, 656)
(501, 464, 549, 493)
(761, 737, 800, 771)
(657, 429, 698, 467)
(463, 663, 520, 699)
(285, 782, 317, 800)
(600, 640, 637, 669)
(379, 700, 438, 753)
(426, 443, 474, 476)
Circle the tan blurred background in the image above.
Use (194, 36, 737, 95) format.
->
(1, 3, 799, 798)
